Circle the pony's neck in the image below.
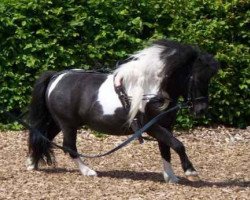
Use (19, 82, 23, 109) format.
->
(162, 67, 191, 102)
(114, 45, 166, 123)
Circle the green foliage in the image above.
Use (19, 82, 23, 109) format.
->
(0, 0, 249, 129)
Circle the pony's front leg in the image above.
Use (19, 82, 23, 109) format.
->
(158, 142, 179, 183)
(148, 125, 200, 182)
(61, 126, 97, 176)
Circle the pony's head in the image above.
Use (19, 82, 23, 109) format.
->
(185, 52, 219, 117)
(156, 40, 219, 117)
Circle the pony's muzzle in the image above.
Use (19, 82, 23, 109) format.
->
(192, 102, 208, 118)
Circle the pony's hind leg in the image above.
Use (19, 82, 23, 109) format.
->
(73, 157, 97, 176)
(61, 126, 97, 176)
(27, 122, 60, 170)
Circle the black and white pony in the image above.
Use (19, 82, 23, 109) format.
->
(27, 39, 218, 183)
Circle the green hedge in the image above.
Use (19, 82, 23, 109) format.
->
(0, 0, 249, 129)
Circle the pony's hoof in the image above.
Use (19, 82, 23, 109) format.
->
(163, 172, 179, 183)
(86, 169, 97, 176)
(185, 170, 200, 181)
(73, 158, 97, 176)
(26, 157, 37, 171)
(80, 168, 97, 176)
(27, 165, 36, 171)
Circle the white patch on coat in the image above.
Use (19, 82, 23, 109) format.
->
(47, 72, 67, 98)
(114, 45, 175, 124)
(97, 75, 123, 115)
(73, 158, 97, 176)
(162, 159, 179, 183)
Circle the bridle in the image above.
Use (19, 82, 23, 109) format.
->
(186, 75, 208, 109)
(115, 73, 208, 113)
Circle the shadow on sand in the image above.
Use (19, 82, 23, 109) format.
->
(98, 170, 250, 188)
(39, 168, 249, 188)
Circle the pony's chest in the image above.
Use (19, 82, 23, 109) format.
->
(97, 75, 123, 115)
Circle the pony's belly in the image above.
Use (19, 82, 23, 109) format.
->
(88, 119, 132, 136)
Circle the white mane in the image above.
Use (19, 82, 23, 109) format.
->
(114, 44, 174, 124)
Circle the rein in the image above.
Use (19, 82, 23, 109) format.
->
(1, 72, 207, 159)
(1, 102, 188, 159)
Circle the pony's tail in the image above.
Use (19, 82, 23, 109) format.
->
(28, 71, 56, 168)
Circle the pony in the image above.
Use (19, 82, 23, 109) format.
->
(26, 39, 219, 183)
